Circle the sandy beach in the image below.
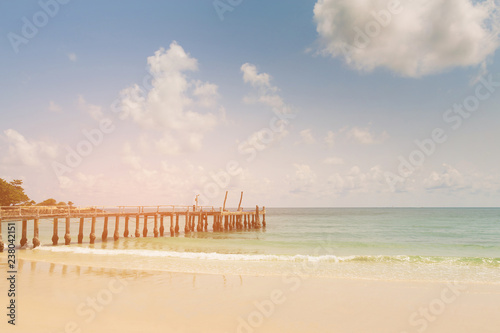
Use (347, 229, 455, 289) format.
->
(1, 258, 499, 333)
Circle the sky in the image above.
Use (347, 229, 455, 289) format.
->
(1, 0, 500, 208)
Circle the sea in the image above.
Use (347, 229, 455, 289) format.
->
(11, 207, 500, 284)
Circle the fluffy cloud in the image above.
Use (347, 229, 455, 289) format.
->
(345, 126, 389, 144)
(118, 41, 219, 153)
(314, 0, 500, 77)
(289, 164, 317, 193)
(299, 129, 316, 144)
(324, 130, 335, 148)
(2, 129, 58, 167)
(78, 95, 103, 121)
(327, 165, 388, 194)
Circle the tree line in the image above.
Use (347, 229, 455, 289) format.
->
(0, 178, 74, 207)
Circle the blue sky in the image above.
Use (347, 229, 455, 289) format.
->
(1, 0, 500, 207)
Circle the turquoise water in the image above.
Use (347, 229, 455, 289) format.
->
(9, 208, 500, 282)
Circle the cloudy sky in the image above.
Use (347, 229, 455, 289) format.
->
(1, 0, 500, 207)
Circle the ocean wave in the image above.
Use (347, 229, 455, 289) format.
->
(33, 246, 500, 267)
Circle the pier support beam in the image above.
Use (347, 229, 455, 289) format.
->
(78, 218, 84, 244)
(143, 215, 148, 237)
(102, 217, 108, 242)
(135, 215, 140, 237)
(175, 214, 179, 234)
(262, 206, 266, 228)
(52, 218, 59, 245)
(160, 215, 164, 237)
(33, 218, 40, 248)
(21, 220, 27, 247)
(0, 218, 4, 252)
(90, 217, 96, 244)
(244, 214, 247, 229)
(65, 217, 71, 245)
(154, 215, 159, 237)
(185, 212, 190, 233)
(124, 216, 129, 238)
(170, 215, 174, 236)
(114, 216, 120, 241)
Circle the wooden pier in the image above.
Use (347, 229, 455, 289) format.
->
(0, 200, 266, 252)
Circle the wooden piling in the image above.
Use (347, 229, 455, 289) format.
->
(52, 218, 59, 245)
(143, 215, 148, 237)
(170, 214, 174, 236)
(102, 216, 109, 242)
(175, 214, 179, 234)
(33, 218, 40, 248)
(78, 218, 84, 244)
(262, 206, 266, 228)
(21, 220, 27, 247)
(0, 218, 4, 252)
(65, 217, 71, 245)
(185, 211, 190, 233)
(135, 215, 140, 237)
(154, 215, 159, 237)
(90, 217, 96, 244)
(160, 215, 164, 237)
(114, 216, 120, 241)
(244, 214, 247, 229)
(255, 205, 261, 228)
(124, 216, 129, 238)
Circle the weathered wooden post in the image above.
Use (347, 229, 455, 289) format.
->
(32, 218, 40, 248)
(244, 214, 247, 229)
(0, 218, 4, 252)
(21, 220, 28, 247)
(255, 205, 261, 228)
(143, 215, 148, 237)
(223, 191, 228, 211)
(204, 213, 208, 231)
(102, 216, 109, 242)
(175, 214, 180, 234)
(78, 218, 84, 244)
(113, 216, 120, 241)
(251, 214, 255, 229)
(154, 215, 159, 237)
(135, 215, 140, 237)
(160, 215, 164, 237)
(124, 216, 129, 238)
(170, 214, 174, 236)
(185, 210, 190, 233)
(228, 215, 233, 231)
(90, 217, 96, 244)
(65, 217, 71, 245)
(262, 206, 266, 228)
(52, 218, 59, 245)
(224, 215, 228, 230)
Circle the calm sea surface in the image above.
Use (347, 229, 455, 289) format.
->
(10, 208, 500, 283)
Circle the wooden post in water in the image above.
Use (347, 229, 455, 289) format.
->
(0, 218, 4, 252)
(143, 215, 148, 237)
(65, 217, 71, 245)
(255, 205, 261, 229)
(251, 214, 255, 229)
(154, 215, 159, 237)
(244, 214, 247, 229)
(262, 206, 266, 228)
(52, 218, 59, 245)
(102, 216, 109, 242)
(223, 191, 228, 211)
(21, 220, 27, 247)
(124, 216, 129, 238)
(175, 214, 180, 234)
(90, 217, 96, 244)
(170, 215, 174, 236)
(135, 215, 140, 237)
(78, 218, 84, 244)
(33, 218, 40, 248)
(114, 216, 120, 241)
(185, 210, 190, 233)
(160, 215, 164, 237)
(204, 213, 208, 231)
(224, 215, 228, 230)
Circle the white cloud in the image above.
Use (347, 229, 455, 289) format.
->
(68, 53, 77, 62)
(118, 41, 219, 154)
(299, 129, 316, 144)
(324, 130, 335, 148)
(48, 101, 62, 113)
(2, 129, 58, 167)
(289, 164, 317, 193)
(327, 165, 389, 194)
(241, 63, 276, 91)
(314, 0, 500, 77)
(78, 95, 103, 121)
(122, 142, 142, 170)
(323, 157, 344, 165)
(345, 126, 389, 144)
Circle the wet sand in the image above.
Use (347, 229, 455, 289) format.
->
(1, 259, 499, 333)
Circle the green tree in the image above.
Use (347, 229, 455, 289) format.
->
(36, 198, 58, 206)
(0, 178, 31, 206)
